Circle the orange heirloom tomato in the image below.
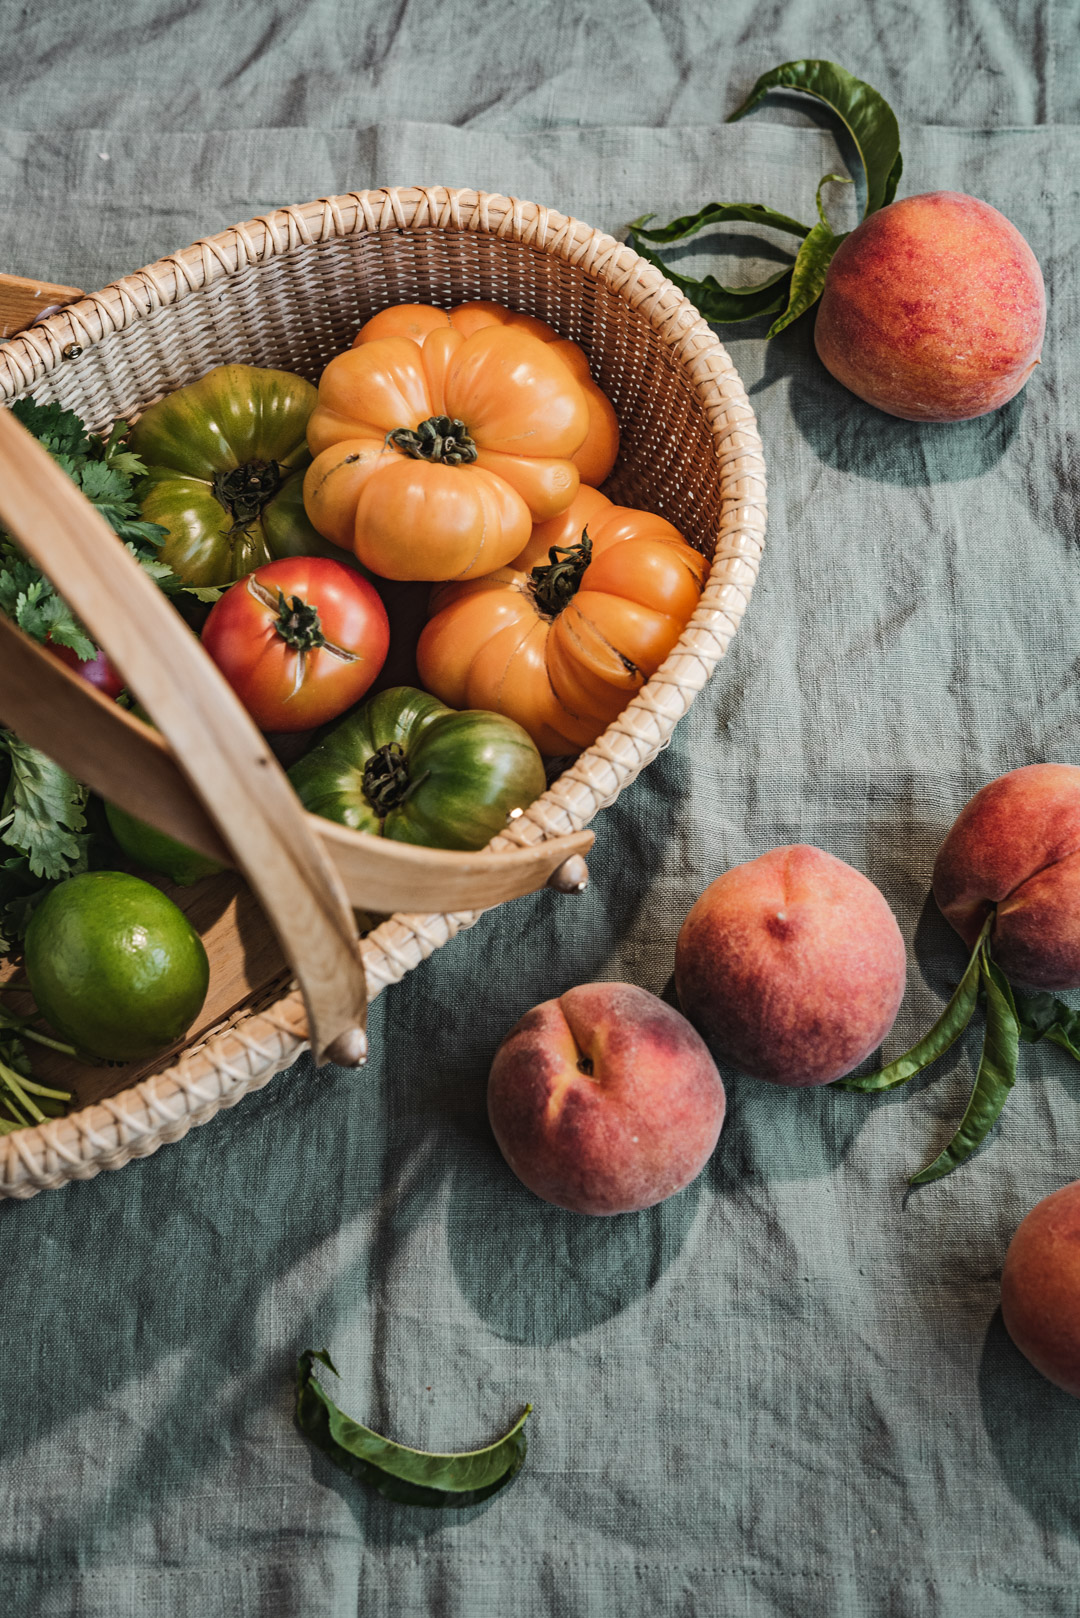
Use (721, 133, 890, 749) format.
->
(303, 322, 590, 583)
(355, 300, 620, 488)
(416, 486, 707, 757)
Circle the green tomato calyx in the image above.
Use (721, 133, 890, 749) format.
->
(272, 589, 326, 652)
(362, 742, 431, 816)
(530, 527, 593, 616)
(386, 416, 478, 466)
(212, 458, 284, 529)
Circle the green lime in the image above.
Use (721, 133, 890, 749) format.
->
(105, 801, 224, 886)
(25, 871, 210, 1062)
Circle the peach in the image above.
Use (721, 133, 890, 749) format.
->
(487, 982, 725, 1216)
(674, 845, 906, 1087)
(932, 764, 1080, 990)
(814, 191, 1045, 421)
(1002, 1181, 1080, 1398)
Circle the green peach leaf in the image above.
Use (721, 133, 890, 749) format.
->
(630, 202, 810, 244)
(628, 230, 794, 324)
(765, 173, 852, 336)
(1009, 986, 1080, 1062)
(295, 1349, 530, 1509)
(909, 946, 1020, 1185)
(836, 915, 991, 1094)
(727, 58, 902, 218)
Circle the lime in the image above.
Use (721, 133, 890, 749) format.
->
(25, 871, 210, 1062)
(105, 801, 224, 887)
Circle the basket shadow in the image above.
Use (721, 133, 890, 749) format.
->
(748, 315, 1023, 485)
(0, 1026, 412, 1562)
(979, 1306, 1080, 1538)
(0, 692, 693, 1550)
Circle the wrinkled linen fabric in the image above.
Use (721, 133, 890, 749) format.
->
(2, 4, 1080, 1615)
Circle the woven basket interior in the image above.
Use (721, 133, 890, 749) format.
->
(24, 229, 725, 560)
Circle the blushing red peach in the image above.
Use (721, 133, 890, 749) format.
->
(932, 764, 1080, 990)
(487, 982, 725, 1216)
(674, 845, 907, 1087)
(814, 191, 1045, 421)
(1002, 1181, 1080, 1398)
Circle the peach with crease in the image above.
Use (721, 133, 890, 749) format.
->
(487, 982, 725, 1216)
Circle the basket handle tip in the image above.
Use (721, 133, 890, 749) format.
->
(321, 1026, 369, 1069)
(546, 853, 590, 894)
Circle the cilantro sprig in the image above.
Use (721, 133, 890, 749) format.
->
(0, 399, 187, 667)
(0, 397, 183, 955)
(0, 396, 211, 1133)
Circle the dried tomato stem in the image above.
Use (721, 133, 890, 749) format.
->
(529, 528, 593, 616)
(211, 458, 284, 528)
(362, 743, 431, 816)
(387, 416, 478, 466)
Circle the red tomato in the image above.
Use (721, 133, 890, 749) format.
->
(201, 557, 390, 731)
(47, 639, 125, 699)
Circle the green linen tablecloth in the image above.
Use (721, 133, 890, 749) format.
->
(2, 4, 1080, 1613)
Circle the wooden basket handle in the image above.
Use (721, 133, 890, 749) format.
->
(0, 274, 84, 340)
(0, 407, 370, 1067)
(0, 611, 594, 909)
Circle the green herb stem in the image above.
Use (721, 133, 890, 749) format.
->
(0, 1059, 49, 1125)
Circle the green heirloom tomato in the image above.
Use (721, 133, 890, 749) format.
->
(130, 365, 354, 586)
(288, 686, 546, 851)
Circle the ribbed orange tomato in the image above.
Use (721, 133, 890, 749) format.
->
(303, 323, 589, 582)
(355, 301, 620, 487)
(416, 486, 707, 756)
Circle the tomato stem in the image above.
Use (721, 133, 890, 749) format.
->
(362, 743, 431, 816)
(212, 458, 284, 528)
(386, 416, 478, 467)
(529, 527, 593, 616)
(273, 590, 325, 651)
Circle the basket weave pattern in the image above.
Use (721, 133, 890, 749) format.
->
(0, 187, 766, 1198)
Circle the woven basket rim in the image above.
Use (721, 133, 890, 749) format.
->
(0, 185, 767, 1198)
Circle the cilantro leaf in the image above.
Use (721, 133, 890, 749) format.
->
(0, 400, 181, 662)
(10, 398, 92, 459)
(0, 730, 88, 881)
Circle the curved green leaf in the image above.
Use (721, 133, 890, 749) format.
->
(628, 230, 793, 323)
(295, 1349, 530, 1509)
(630, 203, 810, 244)
(883, 151, 904, 210)
(727, 59, 902, 218)
(765, 173, 851, 337)
(909, 947, 1020, 1185)
(836, 916, 990, 1093)
(1012, 987, 1080, 1062)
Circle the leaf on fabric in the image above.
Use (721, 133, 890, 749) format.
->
(836, 915, 990, 1093)
(627, 230, 795, 324)
(909, 946, 1020, 1185)
(765, 172, 851, 336)
(295, 1349, 530, 1509)
(631, 202, 810, 244)
(1010, 987, 1080, 1061)
(727, 58, 902, 218)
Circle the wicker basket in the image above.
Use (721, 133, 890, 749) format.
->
(0, 186, 766, 1200)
